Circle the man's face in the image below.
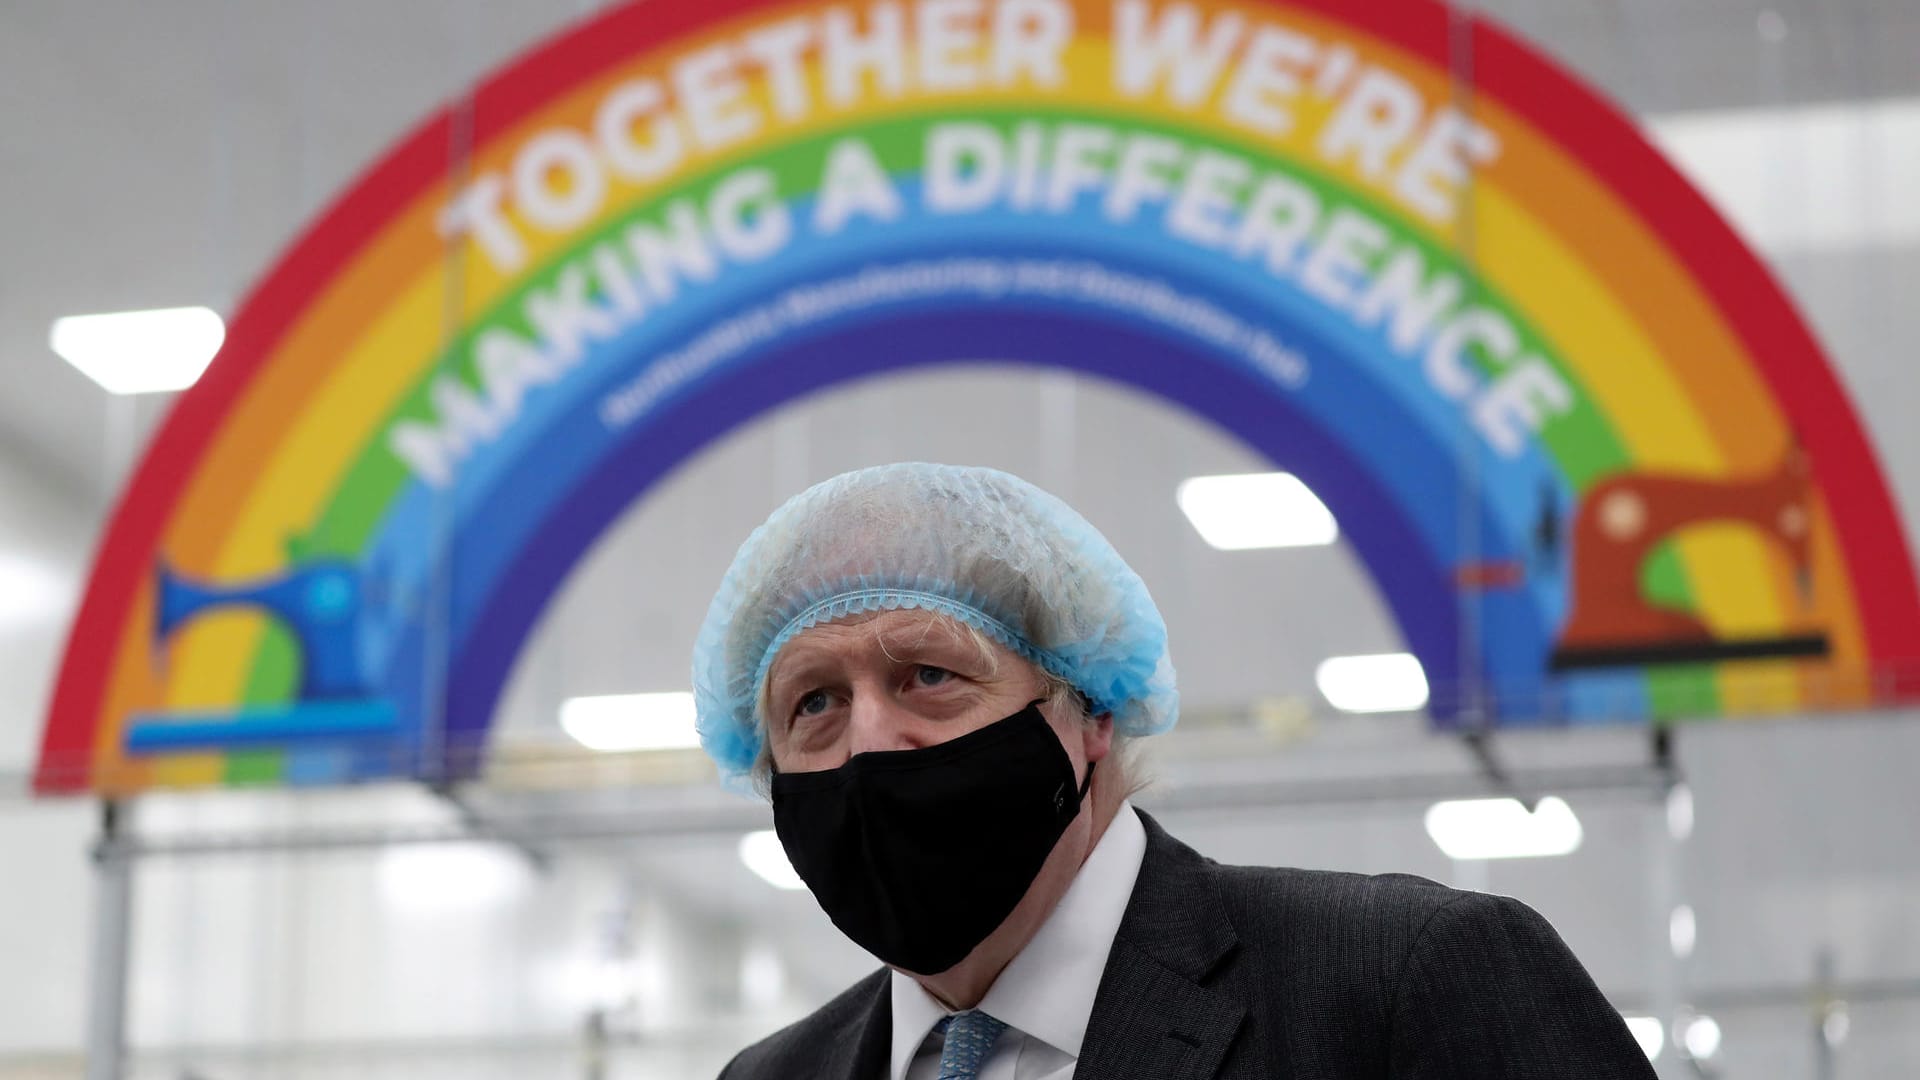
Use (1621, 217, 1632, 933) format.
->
(762, 609, 1097, 775)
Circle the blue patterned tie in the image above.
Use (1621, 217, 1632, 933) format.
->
(935, 1010, 1009, 1080)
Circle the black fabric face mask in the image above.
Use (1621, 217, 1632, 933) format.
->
(770, 701, 1095, 975)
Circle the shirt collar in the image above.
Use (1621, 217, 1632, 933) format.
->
(887, 802, 1148, 1080)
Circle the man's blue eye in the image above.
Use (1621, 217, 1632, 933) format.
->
(915, 666, 953, 687)
(795, 690, 831, 717)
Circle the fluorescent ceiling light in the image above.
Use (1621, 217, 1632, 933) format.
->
(559, 692, 700, 752)
(1670, 904, 1697, 959)
(1315, 652, 1428, 713)
(1666, 783, 1695, 841)
(0, 553, 70, 630)
(1176, 472, 1337, 550)
(1623, 1016, 1664, 1060)
(1823, 1005, 1850, 1047)
(377, 843, 529, 914)
(50, 306, 225, 394)
(1424, 796, 1584, 860)
(739, 830, 806, 891)
(1648, 96, 1920, 254)
(1683, 1015, 1722, 1060)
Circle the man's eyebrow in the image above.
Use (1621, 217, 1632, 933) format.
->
(767, 650, 831, 690)
(767, 630, 873, 687)
(874, 628, 981, 664)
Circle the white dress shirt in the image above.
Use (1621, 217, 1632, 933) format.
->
(887, 802, 1148, 1080)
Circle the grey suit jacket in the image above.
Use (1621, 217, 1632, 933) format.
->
(721, 810, 1657, 1079)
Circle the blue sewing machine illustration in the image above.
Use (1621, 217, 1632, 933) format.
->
(124, 560, 400, 754)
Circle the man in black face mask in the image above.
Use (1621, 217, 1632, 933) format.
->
(697, 463, 1654, 1080)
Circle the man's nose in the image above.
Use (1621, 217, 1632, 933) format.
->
(845, 692, 928, 757)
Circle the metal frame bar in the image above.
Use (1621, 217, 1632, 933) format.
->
(102, 762, 1671, 859)
(84, 801, 131, 1080)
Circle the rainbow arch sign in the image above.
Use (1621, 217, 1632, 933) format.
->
(37, 0, 1920, 793)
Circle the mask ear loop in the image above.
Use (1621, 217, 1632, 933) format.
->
(1029, 696, 1098, 800)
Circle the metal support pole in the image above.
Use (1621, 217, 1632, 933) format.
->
(1460, 728, 1532, 808)
(582, 1010, 608, 1080)
(85, 800, 133, 1080)
(1450, 857, 1490, 894)
(1813, 947, 1839, 1080)
(1646, 728, 1689, 1078)
(1645, 786, 1679, 1077)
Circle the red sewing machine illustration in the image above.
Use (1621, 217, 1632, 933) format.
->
(1549, 447, 1829, 670)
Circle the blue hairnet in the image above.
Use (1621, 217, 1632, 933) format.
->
(692, 462, 1178, 780)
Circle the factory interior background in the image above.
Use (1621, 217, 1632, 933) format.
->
(3, 0, 1919, 1076)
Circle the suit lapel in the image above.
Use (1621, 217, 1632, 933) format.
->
(818, 970, 893, 1080)
(1075, 811, 1248, 1080)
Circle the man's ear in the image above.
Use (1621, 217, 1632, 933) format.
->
(1082, 712, 1115, 764)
